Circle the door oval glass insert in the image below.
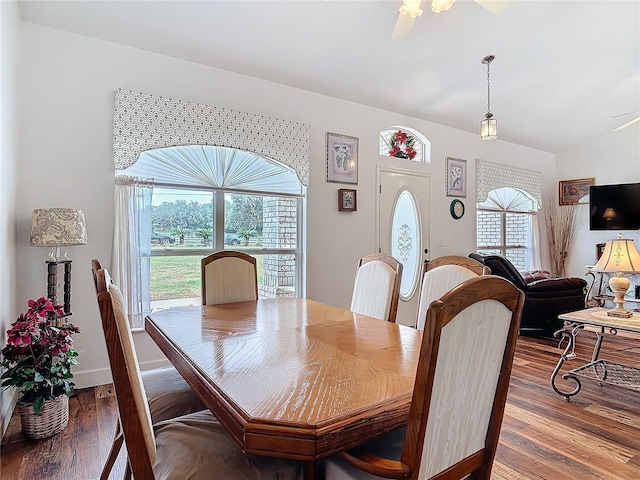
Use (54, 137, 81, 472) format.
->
(391, 189, 421, 300)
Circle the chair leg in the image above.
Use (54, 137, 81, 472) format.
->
(123, 460, 132, 480)
(100, 420, 125, 480)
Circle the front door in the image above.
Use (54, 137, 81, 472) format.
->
(377, 167, 430, 327)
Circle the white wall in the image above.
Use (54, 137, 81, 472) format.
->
(16, 22, 557, 388)
(556, 125, 640, 280)
(1, 0, 20, 435)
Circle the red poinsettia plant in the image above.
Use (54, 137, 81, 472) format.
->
(1, 297, 80, 413)
(387, 129, 418, 159)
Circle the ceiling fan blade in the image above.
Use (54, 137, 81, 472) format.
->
(392, 13, 417, 41)
(609, 110, 640, 119)
(473, 0, 514, 15)
(613, 115, 640, 132)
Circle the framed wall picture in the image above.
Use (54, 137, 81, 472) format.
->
(338, 189, 357, 211)
(559, 178, 594, 205)
(326, 132, 358, 184)
(446, 157, 467, 197)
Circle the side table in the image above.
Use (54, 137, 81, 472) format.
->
(551, 307, 640, 401)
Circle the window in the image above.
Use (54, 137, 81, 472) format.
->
(476, 187, 539, 271)
(115, 145, 305, 328)
(150, 188, 300, 309)
(379, 126, 431, 163)
(391, 189, 421, 300)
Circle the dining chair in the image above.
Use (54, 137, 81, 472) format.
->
(324, 275, 525, 480)
(201, 250, 258, 305)
(415, 255, 489, 331)
(91, 259, 205, 480)
(350, 253, 403, 323)
(95, 267, 303, 479)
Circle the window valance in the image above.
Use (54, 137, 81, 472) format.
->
(475, 159, 542, 206)
(113, 89, 310, 186)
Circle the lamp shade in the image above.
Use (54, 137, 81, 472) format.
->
(431, 0, 455, 13)
(481, 116, 498, 140)
(30, 208, 88, 247)
(592, 238, 640, 274)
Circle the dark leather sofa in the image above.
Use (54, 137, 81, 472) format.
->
(469, 253, 587, 337)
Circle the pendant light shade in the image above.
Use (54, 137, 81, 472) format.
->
(481, 114, 498, 140)
(481, 55, 498, 140)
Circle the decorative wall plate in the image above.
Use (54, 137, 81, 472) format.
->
(450, 199, 465, 219)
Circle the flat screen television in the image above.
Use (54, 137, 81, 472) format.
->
(589, 182, 640, 230)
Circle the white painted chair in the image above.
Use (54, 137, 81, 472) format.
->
(324, 275, 524, 480)
(350, 253, 403, 323)
(415, 255, 489, 330)
(201, 250, 258, 305)
(95, 267, 303, 479)
(91, 259, 205, 480)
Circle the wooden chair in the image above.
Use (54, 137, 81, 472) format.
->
(91, 259, 205, 480)
(95, 267, 303, 479)
(350, 253, 403, 323)
(201, 250, 258, 305)
(324, 275, 525, 480)
(415, 255, 489, 330)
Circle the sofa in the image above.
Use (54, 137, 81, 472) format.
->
(469, 253, 587, 337)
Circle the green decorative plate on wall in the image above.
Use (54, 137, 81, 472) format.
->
(450, 199, 465, 219)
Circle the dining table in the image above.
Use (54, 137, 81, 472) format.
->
(145, 298, 422, 479)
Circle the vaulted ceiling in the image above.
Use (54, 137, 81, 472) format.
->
(19, 0, 640, 153)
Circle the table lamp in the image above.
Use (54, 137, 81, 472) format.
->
(30, 208, 87, 318)
(592, 234, 640, 318)
(30, 208, 88, 259)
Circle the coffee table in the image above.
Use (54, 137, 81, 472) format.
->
(551, 307, 640, 400)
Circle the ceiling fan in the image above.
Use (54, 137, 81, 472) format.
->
(611, 111, 640, 132)
(392, 0, 514, 41)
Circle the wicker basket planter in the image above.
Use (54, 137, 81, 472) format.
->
(17, 394, 69, 439)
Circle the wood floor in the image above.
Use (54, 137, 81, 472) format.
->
(2, 333, 640, 479)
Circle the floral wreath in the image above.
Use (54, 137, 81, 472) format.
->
(387, 130, 418, 159)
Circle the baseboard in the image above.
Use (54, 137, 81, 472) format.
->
(72, 358, 172, 389)
(1, 358, 173, 435)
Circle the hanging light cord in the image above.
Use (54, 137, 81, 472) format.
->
(486, 61, 491, 116)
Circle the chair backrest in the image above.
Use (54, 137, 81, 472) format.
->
(469, 252, 528, 290)
(91, 258, 102, 295)
(95, 267, 157, 478)
(201, 250, 258, 305)
(415, 255, 489, 330)
(350, 253, 403, 323)
(402, 275, 524, 479)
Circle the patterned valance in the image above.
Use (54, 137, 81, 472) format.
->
(475, 158, 542, 207)
(113, 89, 311, 186)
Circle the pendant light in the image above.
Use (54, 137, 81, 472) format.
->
(480, 55, 498, 140)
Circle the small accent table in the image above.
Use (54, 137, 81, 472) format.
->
(551, 307, 640, 401)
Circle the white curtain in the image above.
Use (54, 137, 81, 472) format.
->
(527, 213, 542, 270)
(112, 175, 153, 329)
(118, 145, 304, 195)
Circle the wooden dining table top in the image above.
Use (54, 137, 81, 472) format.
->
(145, 297, 422, 462)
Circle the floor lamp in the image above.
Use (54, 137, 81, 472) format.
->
(30, 208, 88, 322)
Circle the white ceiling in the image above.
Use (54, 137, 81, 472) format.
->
(18, 0, 640, 153)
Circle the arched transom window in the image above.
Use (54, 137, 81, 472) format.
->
(379, 126, 431, 163)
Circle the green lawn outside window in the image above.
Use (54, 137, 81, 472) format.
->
(150, 256, 264, 301)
